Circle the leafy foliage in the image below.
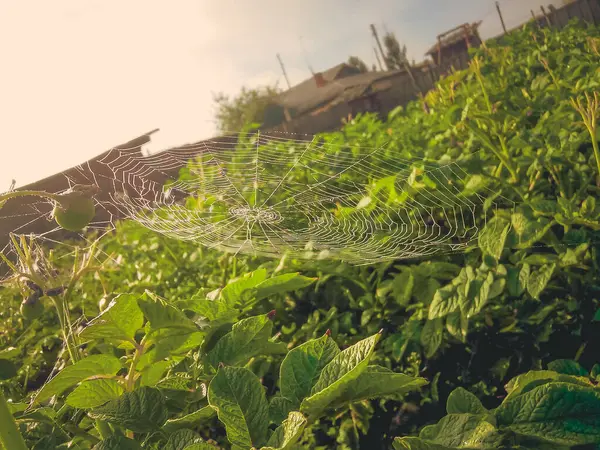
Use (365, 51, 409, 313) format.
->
(1, 19, 600, 450)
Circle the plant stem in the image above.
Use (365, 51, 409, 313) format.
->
(0, 390, 28, 450)
(0, 189, 60, 204)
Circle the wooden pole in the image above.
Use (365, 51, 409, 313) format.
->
(373, 46, 384, 71)
(496, 1, 508, 34)
(370, 24, 390, 71)
(276, 54, 291, 90)
(540, 5, 552, 27)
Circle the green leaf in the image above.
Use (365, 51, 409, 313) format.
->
(255, 273, 316, 303)
(478, 218, 510, 261)
(269, 396, 296, 424)
(446, 387, 487, 415)
(206, 313, 274, 368)
(89, 387, 169, 433)
(418, 413, 496, 447)
(208, 366, 269, 449)
(165, 429, 206, 450)
(163, 406, 216, 433)
(34, 355, 122, 404)
(65, 378, 124, 408)
(326, 365, 428, 410)
(300, 333, 380, 417)
(91, 435, 141, 450)
(393, 437, 454, 450)
(428, 286, 460, 320)
(140, 360, 171, 387)
(0, 359, 17, 380)
(138, 291, 198, 332)
(526, 263, 555, 299)
(264, 411, 307, 449)
(279, 334, 340, 407)
(79, 294, 144, 347)
(183, 444, 218, 450)
(547, 359, 589, 377)
(504, 370, 593, 402)
(0, 347, 19, 359)
(507, 264, 530, 296)
(420, 318, 443, 359)
(445, 312, 468, 343)
(495, 382, 600, 445)
(221, 269, 268, 306)
(393, 270, 415, 306)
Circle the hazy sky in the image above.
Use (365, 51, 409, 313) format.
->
(0, 0, 557, 189)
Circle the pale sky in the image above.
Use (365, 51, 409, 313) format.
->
(0, 0, 557, 189)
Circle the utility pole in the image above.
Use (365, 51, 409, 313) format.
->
(276, 54, 291, 90)
(373, 46, 384, 71)
(495, 1, 507, 34)
(370, 24, 389, 71)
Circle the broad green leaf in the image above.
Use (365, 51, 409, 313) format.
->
(65, 378, 124, 408)
(428, 286, 460, 320)
(221, 268, 268, 306)
(140, 360, 171, 386)
(495, 382, 600, 445)
(140, 330, 204, 369)
(0, 346, 19, 359)
(207, 314, 274, 368)
(138, 291, 198, 332)
(263, 411, 307, 450)
(163, 406, 216, 433)
(504, 370, 593, 402)
(184, 442, 219, 450)
(478, 219, 510, 261)
(547, 359, 589, 377)
(92, 435, 141, 450)
(418, 413, 496, 447)
(183, 444, 218, 450)
(393, 270, 415, 306)
(279, 334, 340, 406)
(165, 429, 205, 450)
(445, 312, 468, 343)
(446, 387, 487, 415)
(34, 355, 122, 404)
(0, 359, 17, 380)
(269, 396, 296, 424)
(79, 294, 144, 347)
(300, 333, 380, 417)
(89, 387, 169, 433)
(526, 263, 555, 299)
(507, 263, 529, 297)
(326, 365, 428, 410)
(188, 296, 237, 322)
(208, 366, 270, 449)
(420, 318, 443, 359)
(255, 273, 316, 302)
(463, 272, 493, 317)
(393, 437, 455, 449)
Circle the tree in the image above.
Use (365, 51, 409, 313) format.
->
(347, 56, 369, 73)
(212, 85, 281, 134)
(382, 32, 409, 70)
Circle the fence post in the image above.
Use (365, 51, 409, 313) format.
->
(496, 1, 508, 34)
(540, 5, 552, 27)
(584, 0, 598, 26)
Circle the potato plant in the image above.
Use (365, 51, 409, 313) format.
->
(1, 18, 600, 450)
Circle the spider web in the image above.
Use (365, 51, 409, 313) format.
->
(1, 130, 513, 266)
